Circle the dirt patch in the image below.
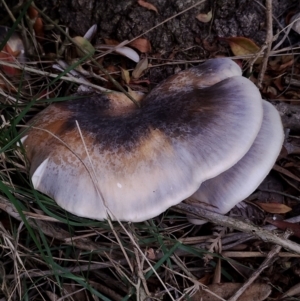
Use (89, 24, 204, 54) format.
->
(36, 0, 299, 56)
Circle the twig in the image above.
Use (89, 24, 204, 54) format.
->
(227, 230, 292, 301)
(117, 224, 177, 301)
(280, 282, 300, 299)
(174, 202, 300, 254)
(134, 247, 151, 297)
(257, 0, 273, 89)
(0, 60, 112, 92)
(253, 0, 291, 52)
(259, 189, 300, 202)
(222, 251, 300, 258)
(1, 0, 18, 24)
(89, 281, 124, 301)
(221, 215, 300, 250)
(5, 262, 115, 279)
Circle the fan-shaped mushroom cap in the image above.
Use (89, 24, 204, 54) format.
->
(189, 100, 284, 224)
(22, 59, 264, 222)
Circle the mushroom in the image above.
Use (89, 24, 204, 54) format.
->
(188, 100, 284, 224)
(21, 58, 282, 222)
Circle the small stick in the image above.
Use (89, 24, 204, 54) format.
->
(257, 0, 273, 89)
(0, 60, 112, 93)
(222, 251, 300, 258)
(174, 202, 300, 254)
(227, 230, 292, 301)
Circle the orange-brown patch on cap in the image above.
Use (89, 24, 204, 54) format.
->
(22, 103, 75, 169)
(104, 91, 140, 116)
(107, 126, 174, 175)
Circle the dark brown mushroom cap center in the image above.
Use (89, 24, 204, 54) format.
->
(49, 77, 249, 153)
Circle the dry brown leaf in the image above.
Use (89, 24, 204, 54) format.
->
(45, 291, 59, 301)
(132, 57, 148, 79)
(280, 55, 294, 66)
(196, 11, 212, 23)
(129, 38, 152, 53)
(266, 219, 300, 238)
(202, 39, 219, 52)
(220, 37, 260, 60)
(120, 67, 130, 84)
(273, 164, 300, 182)
(266, 86, 278, 98)
(146, 248, 156, 260)
(105, 65, 119, 74)
(129, 79, 150, 85)
(256, 202, 292, 214)
(28, 6, 44, 38)
(198, 274, 212, 285)
(191, 283, 271, 301)
(0, 44, 21, 76)
(269, 55, 294, 72)
(273, 76, 284, 91)
(137, 0, 159, 14)
(103, 38, 120, 46)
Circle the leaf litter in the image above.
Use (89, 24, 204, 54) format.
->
(1, 2, 300, 301)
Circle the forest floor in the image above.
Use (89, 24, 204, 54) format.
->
(1, 1, 300, 301)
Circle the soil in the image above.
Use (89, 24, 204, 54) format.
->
(1, 2, 300, 299)
(29, 0, 300, 86)
(34, 0, 299, 53)
(1, 1, 298, 81)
